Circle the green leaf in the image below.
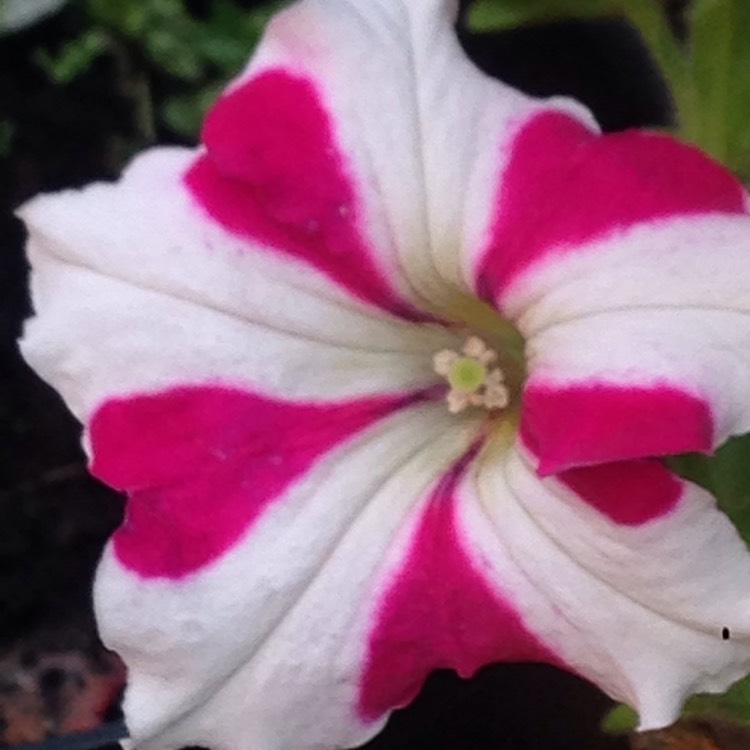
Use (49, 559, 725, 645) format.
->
(683, 674, 750, 724)
(144, 26, 205, 81)
(466, 0, 618, 32)
(604, 674, 750, 734)
(601, 703, 638, 734)
(86, 0, 148, 36)
(191, 1, 289, 73)
(161, 83, 224, 139)
(619, 0, 693, 134)
(34, 28, 109, 84)
(190, 2, 263, 73)
(669, 433, 750, 546)
(0, 119, 14, 157)
(688, 0, 750, 178)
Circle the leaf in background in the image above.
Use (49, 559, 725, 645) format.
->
(86, 0, 151, 36)
(162, 83, 224, 139)
(191, 0, 288, 72)
(603, 674, 750, 734)
(619, 0, 692, 130)
(0, 119, 14, 157)
(86, 0, 205, 81)
(33, 28, 109, 84)
(466, 0, 618, 32)
(683, 674, 750, 725)
(602, 703, 638, 734)
(86, 0, 148, 37)
(0, 0, 68, 35)
(157, 1, 289, 136)
(688, 0, 750, 180)
(670, 433, 750, 546)
(145, 25, 206, 82)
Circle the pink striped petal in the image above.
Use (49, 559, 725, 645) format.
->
(187, 71, 427, 320)
(91, 386, 427, 577)
(555, 457, 682, 526)
(475, 111, 747, 304)
(189, 0, 599, 315)
(94, 407, 482, 750)
(511, 216, 750, 467)
(467, 105, 750, 470)
(522, 383, 714, 475)
(353, 440, 750, 734)
(358, 447, 561, 721)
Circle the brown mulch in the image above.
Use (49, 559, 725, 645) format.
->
(631, 718, 750, 750)
(0, 626, 125, 745)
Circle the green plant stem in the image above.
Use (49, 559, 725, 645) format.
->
(108, 33, 156, 145)
(620, 0, 697, 142)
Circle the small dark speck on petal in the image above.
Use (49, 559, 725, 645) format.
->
(722, 627, 730, 640)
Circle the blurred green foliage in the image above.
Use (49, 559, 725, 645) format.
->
(0, 118, 14, 156)
(31, 0, 285, 139)
(671, 434, 750, 546)
(688, 0, 750, 178)
(22, 0, 750, 174)
(468, 0, 616, 29)
(34, 27, 107, 83)
(603, 675, 750, 734)
(468, 0, 750, 182)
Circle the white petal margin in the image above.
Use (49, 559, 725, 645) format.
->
(508, 216, 750, 445)
(237, 0, 593, 313)
(95, 405, 481, 750)
(19, 148, 458, 423)
(458, 441, 750, 729)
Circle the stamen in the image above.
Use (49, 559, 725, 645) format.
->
(433, 350, 458, 376)
(463, 335, 497, 365)
(433, 336, 509, 414)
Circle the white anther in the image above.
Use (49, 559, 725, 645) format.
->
(433, 336, 509, 414)
(433, 349, 459, 376)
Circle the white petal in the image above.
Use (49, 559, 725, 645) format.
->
(19, 149, 457, 422)
(459, 442, 750, 729)
(516, 217, 750, 451)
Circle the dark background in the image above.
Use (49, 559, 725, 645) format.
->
(0, 2, 677, 748)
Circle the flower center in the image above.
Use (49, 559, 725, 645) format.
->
(433, 336, 510, 414)
(447, 357, 487, 393)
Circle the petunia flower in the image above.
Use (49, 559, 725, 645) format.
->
(16, 1, 750, 748)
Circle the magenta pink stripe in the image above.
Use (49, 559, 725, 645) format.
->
(90, 385, 424, 578)
(559, 459, 683, 525)
(477, 111, 747, 303)
(185, 70, 429, 321)
(521, 382, 714, 476)
(358, 447, 561, 721)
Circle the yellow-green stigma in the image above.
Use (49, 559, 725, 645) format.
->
(433, 336, 510, 414)
(448, 357, 487, 393)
